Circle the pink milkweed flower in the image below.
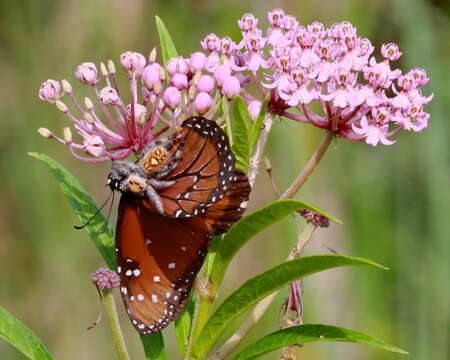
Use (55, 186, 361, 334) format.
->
(194, 92, 213, 115)
(39, 79, 62, 103)
(120, 51, 146, 75)
(75, 62, 98, 85)
(238, 13, 258, 31)
(352, 117, 395, 146)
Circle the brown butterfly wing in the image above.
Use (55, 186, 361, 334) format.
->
(157, 117, 237, 218)
(116, 193, 212, 335)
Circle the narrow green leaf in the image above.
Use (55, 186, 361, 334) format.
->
(231, 96, 251, 172)
(0, 306, 54, 360)
(249, 98, 268, 153)
(191, 255, 385, 358)
(29, 152, 115, 268)
(205, 200, 341, 295)
(231, 324, 408, 360)
(141, 334, 166, 360)
(155, 16, 178, 65)
(174, 292, 196, 356)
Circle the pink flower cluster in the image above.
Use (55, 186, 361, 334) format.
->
(38, 48, 242, 161)
(38, 9, 433, 161)
(91, 268, 120, 290)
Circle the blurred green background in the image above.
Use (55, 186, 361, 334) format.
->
(0, 0, 448, 359)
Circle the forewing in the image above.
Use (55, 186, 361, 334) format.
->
(158, 117, 237, 218)
(116, 194, 212, 335)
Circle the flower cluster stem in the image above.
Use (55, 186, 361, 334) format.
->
(103, 289, 130, 360)
(280, 131, 334, 199)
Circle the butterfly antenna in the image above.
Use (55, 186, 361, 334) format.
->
(74, 190, 114, 230)
(87, 284, 104, 330)
(96, 190, 116, 235)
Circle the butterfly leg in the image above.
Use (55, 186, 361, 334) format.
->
(144, 184, 165, 214)
(148, 178, 176, 189)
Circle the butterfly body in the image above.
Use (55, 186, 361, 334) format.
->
(108, 117, 251, 334)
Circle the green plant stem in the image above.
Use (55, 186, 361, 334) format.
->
(209, 131, 334, 359)
(209, 224, 316, 360)
(280, 131, 334, 199)
(103, 289, 130, 360)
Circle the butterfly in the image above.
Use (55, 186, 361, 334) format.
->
(107, 117, 251, 335)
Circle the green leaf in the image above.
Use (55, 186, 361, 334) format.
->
(231, 324, 408, 360)
(141, 334, 166, 360)
(174, 292, 196, 356)
(0, 306, 54, 360)
(231, 96, 251, 172)
(155, 16, 178, 65)
(191, 255, 386, 358)
(249, 98, 268, 153)
(29, 152, 115, 269)
(204, 200, 341, 296)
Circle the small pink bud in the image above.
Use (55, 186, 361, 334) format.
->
(83, 112, 95, 124)
(91, 268, 120, 290)
(63, 126, 72, 143)
(214, 64, 232, 86)
(99, 87, 120, 106)
(194, 92, 213, 115)
(196, 75, 215, 93)
(248, 100, 262, 120)
(61, 79, 72, 95)
(75, 62, 98, 85)
(222, 76, 241, 99)
(38, 79, 61, 103)
(38, 128, 53, 138)
(83, 134, 105, 157)
(201, 33, 220, 52)
(125, 103, 147, 120)
(189, 52, 207, 72)
(381, 43, 402, 61)
(171, 73, 188, 90)
(120, 51, 146, 74)
(163, 87, 181, 109)
(166, 57, 189, 75)
(141, 63, 162, 89)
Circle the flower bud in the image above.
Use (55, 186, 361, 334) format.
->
(100, 62, 108, 77)
(61, 79, 72, 95)
(120, 51, 146, 74)
(195, 92, 213, 115)
(83, 112, 95, 124)
(166, 57, 189, 75)
(38, 127, 53, 138)
(222, 76, 241, 99)
(84, 97, 94, 111)
(163, 87, 181, 109)
(99, 87, 120, 106)
(248, 100, 262, 120)
(55, 100, 68, 113)
(238, 13, 258, 31)
(75, 62, 98, 85)
(189, 52, 207, 72)
(107, 59, 116, 75)
(148, 47, 157, 64)
(91, 268, 120, 290)
(214, 64, 232, 87)
(141, 63, 162, 89)
(38, 79, 62, 103)
(125, 103, 147, 120)
(63, 126, 72, 143)
(171, 73, 188, 90)
(196, 75, 215, 93)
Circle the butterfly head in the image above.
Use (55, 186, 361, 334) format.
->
(107, 161, 139, 192)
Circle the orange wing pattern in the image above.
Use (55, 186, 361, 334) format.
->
(157, 117, 237, 218)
